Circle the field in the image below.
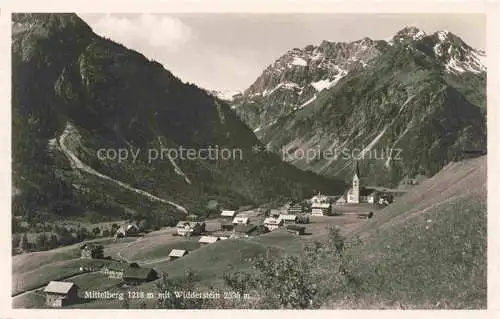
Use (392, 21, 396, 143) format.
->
(12, 206, 372, 308)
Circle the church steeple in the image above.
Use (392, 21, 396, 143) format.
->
(351, 161, 360, 204)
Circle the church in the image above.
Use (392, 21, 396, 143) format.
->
(339, 162, 376, 204)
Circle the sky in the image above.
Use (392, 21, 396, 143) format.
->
(80, 13, 486, 92)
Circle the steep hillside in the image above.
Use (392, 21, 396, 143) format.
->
(12, 13, 344, 224)
(330, 156, 487, 308)
(234, 27, 486, 186)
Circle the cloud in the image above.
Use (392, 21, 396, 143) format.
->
(85, 14, 193, 52)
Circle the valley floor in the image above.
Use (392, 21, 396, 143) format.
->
(12, 157, 486, 310)
(12, 205, 375, 309)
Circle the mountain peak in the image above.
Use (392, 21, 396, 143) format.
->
(12, 13, 91, 33)
(435, 29, 451, 41)
(393, 26, 426, 41)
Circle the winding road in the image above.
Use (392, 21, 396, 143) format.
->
(59, 122, 188, 214)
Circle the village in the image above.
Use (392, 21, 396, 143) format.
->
(15, 164, 405, 308)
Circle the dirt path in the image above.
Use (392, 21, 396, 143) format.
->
(59, 122, 188, 214)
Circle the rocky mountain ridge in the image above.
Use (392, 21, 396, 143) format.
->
(233, 26, 486, 186)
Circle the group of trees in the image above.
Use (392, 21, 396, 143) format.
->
(11, 223, 123, 254)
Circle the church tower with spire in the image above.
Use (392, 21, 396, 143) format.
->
(351, 161, 360, 204)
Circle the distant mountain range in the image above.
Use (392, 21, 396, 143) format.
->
(12, 13, 344, 223)
(231, 26, 486, 186)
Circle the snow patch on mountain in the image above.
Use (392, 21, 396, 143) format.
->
(433, 43, 442, 56)
(437, 30, 449, 41)
(412, 30, 426, 40)
(360, 125, 388, 156)
(446, 51, 486, 74)
(216, 90, 241, 101)
(297, 95, 317, 109)
(254, 119, 278, 133)
(291, 57, 307, 66)
(311, 70, 347, 92)
(263, 82, 300, 97)
(311, 79, 333, 92)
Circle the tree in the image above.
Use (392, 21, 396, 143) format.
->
(76, 227, 89, 241)
(20, 233, 29, 251)
(56, 226, 73, 245)
(92, 227, 101, 237)
(35, 233, 48, 250)
(138, 219, 148, 231)
(12, 234, 21, 253)
(47, 234, 59, 249)
(222, 226, 360, 309)
(297, 215, 310, 224)
(155, 271, 207, 309)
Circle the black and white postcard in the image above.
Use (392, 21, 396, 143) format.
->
(1, 0, 498, 315)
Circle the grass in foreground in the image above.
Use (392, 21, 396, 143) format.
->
(326, 197, 486, 309)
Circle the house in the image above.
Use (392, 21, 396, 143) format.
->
(116, 222, 140, 238)
(221, 222, 234, 231)
(79, 260, 104, 272)
(123, 267, 157, 285)
(237, 205, 253, 212)
(285, 225, 306, 235)
(199, 235, 220, 244)
(80, 243, 104, 259)
(232, 216, 249, 225)
(270, 209, 282, 218)
(279, 214, 298, 224)
(287, 204, 303, 214)
(176, 221, 204, 237)
(264, 217, 284, 231)
(168, 249, 188, 260)
(310, 192, 329, 204)
(336, 196, 347, 205)
(233, 224, 257, 235)
(311, 203, 331, 216)
(220, 210, 236, 218)
(44, 281, 79, 307)
(366, 192, 377, 204)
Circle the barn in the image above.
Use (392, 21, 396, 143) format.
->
(264, 217, 284, 231)
(285, 225, 306, 235)
(232, 216, 249, 225)
(123, 267, 157, 285)
(220, 210, 236, 218)
(168, 249, 188, 260)
(199, 236, 220, 244)
(278, 214, 298, 224)
(44, 281, 79, 307)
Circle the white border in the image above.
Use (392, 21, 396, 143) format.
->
(1, 1, 499, 318)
